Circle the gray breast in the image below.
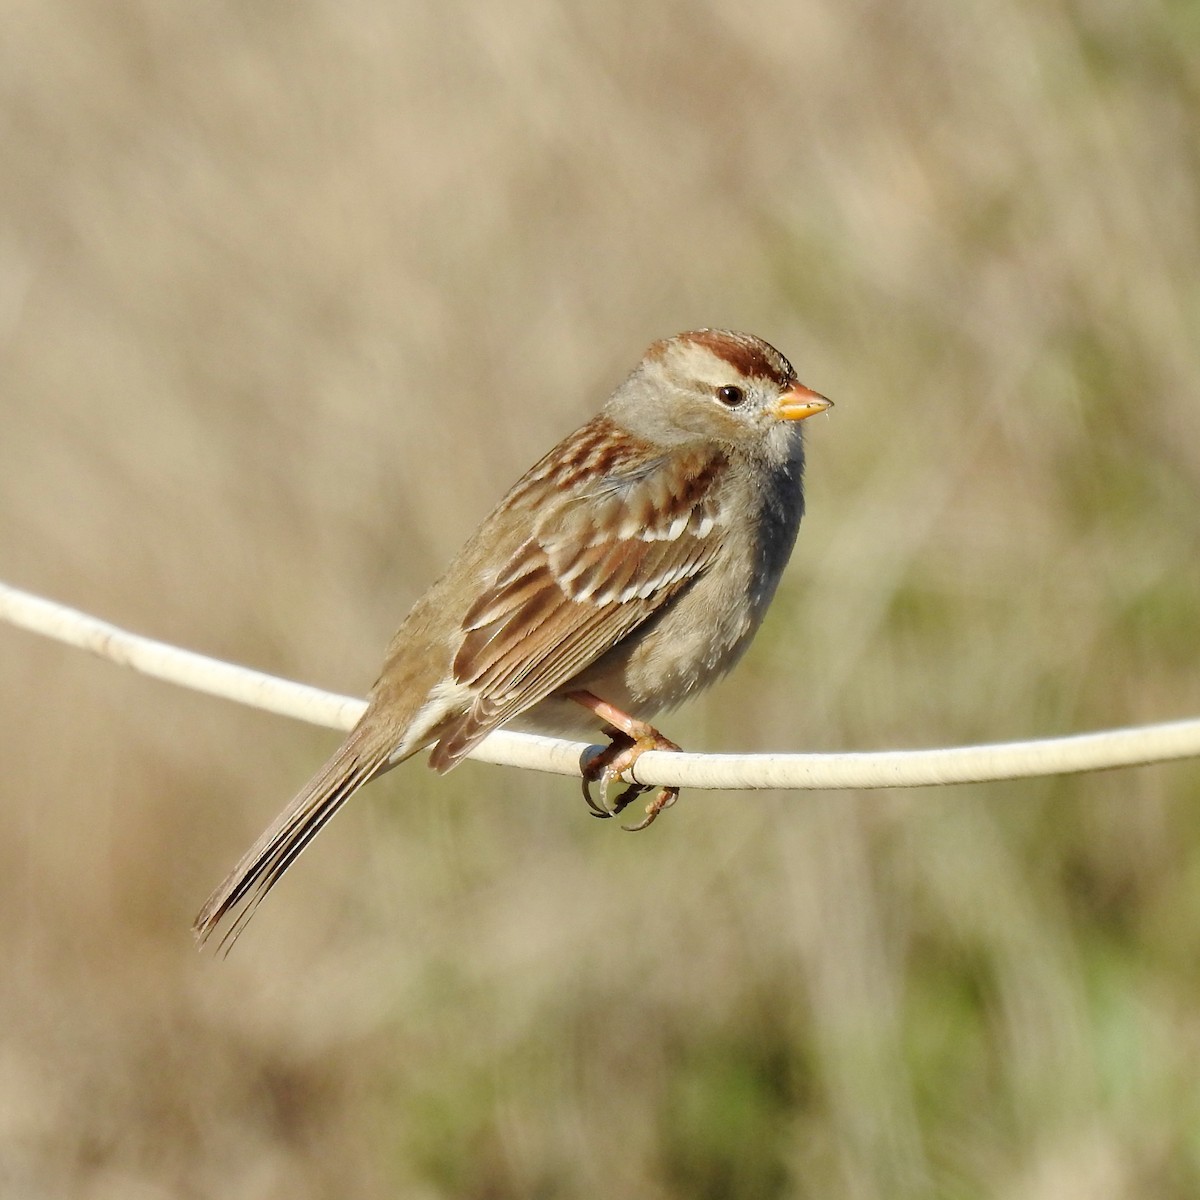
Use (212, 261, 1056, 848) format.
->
(578, 451, 806, 717)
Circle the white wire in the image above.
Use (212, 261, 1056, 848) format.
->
(3, 579, 1199, 790)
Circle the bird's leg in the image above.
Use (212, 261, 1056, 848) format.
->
(567, 691, 681, 831)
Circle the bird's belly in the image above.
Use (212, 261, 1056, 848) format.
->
(534, 559, 763, 731)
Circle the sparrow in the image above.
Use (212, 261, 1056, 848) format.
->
(195, 330, 830, 946)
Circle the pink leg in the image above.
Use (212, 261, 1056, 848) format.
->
(566, 690, 681, 831)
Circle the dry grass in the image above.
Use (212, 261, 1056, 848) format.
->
(3, 0, 1200, 1196)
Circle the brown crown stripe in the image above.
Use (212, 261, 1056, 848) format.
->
(669, 329, 795, 389)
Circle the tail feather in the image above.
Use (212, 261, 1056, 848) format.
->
(193, 721, 403, 951)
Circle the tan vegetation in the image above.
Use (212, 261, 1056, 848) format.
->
(2, 1, 1199, 1195)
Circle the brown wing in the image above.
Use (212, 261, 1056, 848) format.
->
(426, 441, 728, 769)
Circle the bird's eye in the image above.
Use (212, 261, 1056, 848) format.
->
(716, 384, 746, 407)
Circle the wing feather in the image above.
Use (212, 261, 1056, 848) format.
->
(426, 442, 728, 770)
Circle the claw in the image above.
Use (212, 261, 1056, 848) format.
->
(580, 731, 635, 818)
(581, 772, 613, 818)
(570, 694, 682, 830)
(609, 783, 645, 818)
(621, 786, 679, 832)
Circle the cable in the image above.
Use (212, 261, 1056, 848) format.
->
(3, 579, 1198, 790)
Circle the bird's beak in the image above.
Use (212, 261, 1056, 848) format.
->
(772, 382, 833, 421)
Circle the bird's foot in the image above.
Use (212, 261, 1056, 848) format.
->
(571, 694, 681, 831)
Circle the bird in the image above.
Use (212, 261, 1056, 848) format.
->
(194, 329, 831, 947)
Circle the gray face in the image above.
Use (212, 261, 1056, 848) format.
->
(605, 330, 805, 459)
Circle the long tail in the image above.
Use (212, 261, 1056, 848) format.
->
(193, 719, 406, 952)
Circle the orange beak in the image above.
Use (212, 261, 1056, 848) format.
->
(772, 382, 833, 421)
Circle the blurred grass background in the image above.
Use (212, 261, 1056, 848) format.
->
(2, 0, 1199, 1196)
